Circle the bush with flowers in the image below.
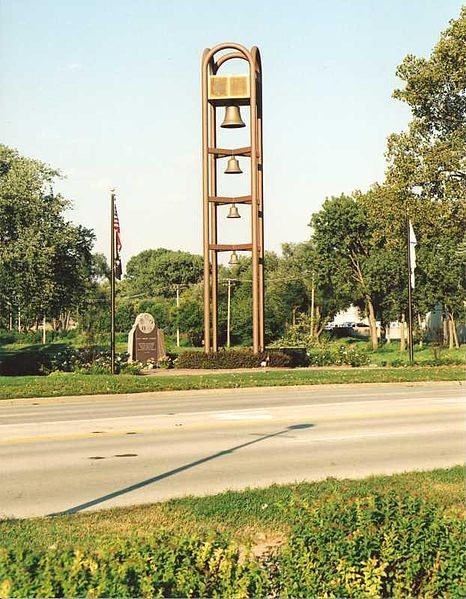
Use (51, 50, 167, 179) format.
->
(271, 322, 370, 367)
(48, 349, 130, 375)
(47, 348, 177, 375)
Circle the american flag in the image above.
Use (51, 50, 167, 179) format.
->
(114, 202, 122, 253)
(113, 196, 122, 280)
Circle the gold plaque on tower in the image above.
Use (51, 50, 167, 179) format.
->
(208, 75, 250, 105)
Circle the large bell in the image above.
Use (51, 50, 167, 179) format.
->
(225, 156, 242, 174)
(221, 105, 245, 128)
(227, 203, 240, 219)
(229, 251, 239, 265)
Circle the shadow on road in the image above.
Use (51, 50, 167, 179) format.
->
(50, 423, 314, 516)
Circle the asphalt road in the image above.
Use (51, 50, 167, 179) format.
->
(1, 381, 464, 518)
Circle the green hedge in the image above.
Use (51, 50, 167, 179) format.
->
(0, 350, 51, 376)
(1, 494, 464, 597)
(175, 348, 308, 369)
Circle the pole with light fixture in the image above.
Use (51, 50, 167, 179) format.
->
(201, 43, 264, 353)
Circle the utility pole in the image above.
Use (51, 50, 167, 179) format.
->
(226, 278, 232, 348)
(42, 315, 46, 345)
(310, 272, 315, 338)
(176, 284, 181, 347)
(18, 307, 21, 332)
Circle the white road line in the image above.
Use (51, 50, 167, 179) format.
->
(215, 412, 273, 421)
(290, 428, 449, 443)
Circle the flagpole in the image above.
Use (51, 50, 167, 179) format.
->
(110, 189, 116, 375)
(406, 215, 414, 364)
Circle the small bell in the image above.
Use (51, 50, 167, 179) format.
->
(229, 251, 239, 265)
(221, 105, 245, 128)
(227, 203, 240, 219)
(225, 156, 242, 174)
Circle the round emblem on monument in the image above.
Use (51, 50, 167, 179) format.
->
(137, 313, 155, 334)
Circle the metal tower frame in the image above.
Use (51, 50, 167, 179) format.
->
(201, 42, 264, 353)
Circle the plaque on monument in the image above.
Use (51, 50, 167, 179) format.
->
(128, 313, 166, 363)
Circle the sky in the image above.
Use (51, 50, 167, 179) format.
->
(1, 0, 464, 268)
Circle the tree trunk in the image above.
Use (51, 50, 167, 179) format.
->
(448, 314, 460, 348)
(385, 325, 391, 344)
(315, 326, 325, 340)
(400, 314, 406, 352)
(446, 314, 459, 349)
(417, 314, 423, 348)
(448, 318, 454, 350)
(443, 318, 449, 346)
(314, 306, 321, 338)
(367, 299, 378, 351)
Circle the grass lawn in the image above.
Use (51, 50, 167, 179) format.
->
(1, 466, 463, 550)
(361, 340, 465, 365)
(0, 365, 464, 399)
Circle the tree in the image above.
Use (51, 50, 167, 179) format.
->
(265, 247, 310, 340)
(125, 248, 203, 298)
(178, 285, 204, 346)
(310, 194, 381, 349)
(377, 8, 466, 341)
(0, 144, 95, 330)
(387, 7, 465, 195)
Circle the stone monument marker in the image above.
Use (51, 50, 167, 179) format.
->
(128, 313, 166, 363)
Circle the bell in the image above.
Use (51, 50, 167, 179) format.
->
(227, 203, 240, 219)
(225, 156, 242, 174)
(229, 251, 239, 266)
(221, 105, 245, 128)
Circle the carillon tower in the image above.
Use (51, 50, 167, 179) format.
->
(201, 43, 264, 353)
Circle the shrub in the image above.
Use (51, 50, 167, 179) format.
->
(0, 350, 51, 376)
(337, 344, 370, 367)
(420, 357, 464, 366)
(157, 355, 175, 369)
(0, 533, 270, 598)
(48, 347, 88, 373)
(306, 345, 370, 367)
(120, 361, 144, 375)
(0, 329, 20, 345)
(74, 352, 129, 375)
(175, 349, 307, 369)
(391, 358, 410, 368)
(271, 493, 466, 598)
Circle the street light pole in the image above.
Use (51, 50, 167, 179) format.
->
(176, 284, 180, 348)
(407, 186, 421, 364)
(407, 216, 414, 363)
(227, 278, 232, 348)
